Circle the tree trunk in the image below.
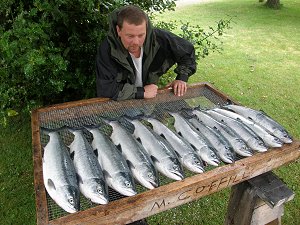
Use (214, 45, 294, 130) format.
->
(266, 0, 281, 9)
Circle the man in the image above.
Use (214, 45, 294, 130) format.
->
(96, 5, 196, 100)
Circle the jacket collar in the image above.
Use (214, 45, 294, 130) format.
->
(107, 7, 160, 74)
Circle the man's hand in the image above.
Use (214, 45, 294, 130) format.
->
(144, 84, 158, 99)
(166, 80, 187, 96)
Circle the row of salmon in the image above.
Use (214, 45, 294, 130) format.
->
(42, 104, 292, 213)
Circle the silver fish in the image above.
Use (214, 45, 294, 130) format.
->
(145, 117, 205, 173)
(42, 128, 80, 213)
(189, 117, 235, 164)
(212, 108, 283, 148)
(168, 112, 220, 166)
(191, 109, 253, 157)
(207, 109, 268, 152)
(222, 104, 293, 143)
(86, 126, 137, 197)
(69, 128, 108, 204)
(108, 120, 158, 189)
(127, 118, 184, 181)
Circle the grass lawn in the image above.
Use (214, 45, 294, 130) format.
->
(0, 0, 299, 224)
(148, 0, 300, 224)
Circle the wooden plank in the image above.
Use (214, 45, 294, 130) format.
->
(45, 142, 300, 225)
(32, 109, 49, 225)
(251, 203, 284, 225)
(225, 183, 257, 225)
(266, 218, 281, 225)
(248, 172, 295, 208)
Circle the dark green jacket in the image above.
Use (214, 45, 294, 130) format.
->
(96, 7, 196, 100)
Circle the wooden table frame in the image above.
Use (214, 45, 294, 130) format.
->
(31, 82, 300, 225)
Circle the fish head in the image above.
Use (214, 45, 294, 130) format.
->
(267, 135, 283, 148)
(200, 146, 220, 166)
(135, 163, 158, 189)
(247, 137, 268, 152)
(56, 185, 80, 213)
(81, 178, 108, 204)
(160, 157, 184, 181)
(112, 172, 137, 196)
(233, 139, 253, 157)
(222, 147, 235, 164)
(181, 153, 204, 173)
(273, 129, 293, 144)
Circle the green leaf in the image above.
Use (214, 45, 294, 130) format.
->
(7, 109, 19, 117)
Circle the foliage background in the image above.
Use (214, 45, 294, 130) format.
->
(0, 0, 230, 126)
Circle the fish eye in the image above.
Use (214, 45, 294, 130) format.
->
(195, 160, 201, 165)
(147, 172, 153, 179)
(68, 197, 74, 204)
(173, 165, 179, 170)
(125, 181, 131, 187)
(97, 187, 103, 194)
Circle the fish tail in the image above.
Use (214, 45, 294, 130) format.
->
(99, 116, 123, 124)
(123, 112, 145, 121)
(83, 124, 102, 132)
(65, 126, 84, 133)
(40, 126, 66, 135)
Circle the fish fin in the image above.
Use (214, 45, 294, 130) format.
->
(101, 116, 126, 124)
(83, 124, 102, 132)
(66, 126, 84, 133)
(160, 133, 166, 140)
(174, 150, 181, 159)
(236, 117, 242, 122)
(150, 155, 160, 164)
(103, 170, 112, 179)
(136, 137, 142, 144)
(40, 126, 66, 135)
(181, 107, 193, 113)
(70, 151, 75, 160)
(77, 174, 83, 184)
(126, 160, 135, 170)
(190, 144, 197, 151)
(47, 179, 56, 190)
(123, 112, 145, 121)
(116, 144, 122, 153)
(94, 149, 98, 157)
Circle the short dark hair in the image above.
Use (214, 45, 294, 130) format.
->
(117, 5, 148, 29)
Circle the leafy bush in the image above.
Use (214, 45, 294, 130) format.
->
(0, 0, 176, 126)
(155, 18, 233, 87)
(0, 0, 231, 126)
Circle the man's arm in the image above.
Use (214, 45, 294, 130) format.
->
(155, 29, 197, 96)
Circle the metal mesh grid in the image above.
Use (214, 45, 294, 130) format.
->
(38, 85, 231, 220)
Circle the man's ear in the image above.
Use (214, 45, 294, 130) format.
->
(116, 25, 121, 37)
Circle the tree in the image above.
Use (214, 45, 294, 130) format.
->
(266, 0, 281, 9)
(259, 0, 281, 9)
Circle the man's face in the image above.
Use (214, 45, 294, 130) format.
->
(116, 20, 147, 56)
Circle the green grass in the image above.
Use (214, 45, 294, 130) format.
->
(1, 0, 299, 224)
(148, 0, 300, 224)
(0, 116, 35, 225)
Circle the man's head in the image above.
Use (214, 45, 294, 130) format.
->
(116, 6, 148, 57)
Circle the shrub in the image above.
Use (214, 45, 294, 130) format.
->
(155, 18, 233, 87)
(0, 0, 231, 126)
